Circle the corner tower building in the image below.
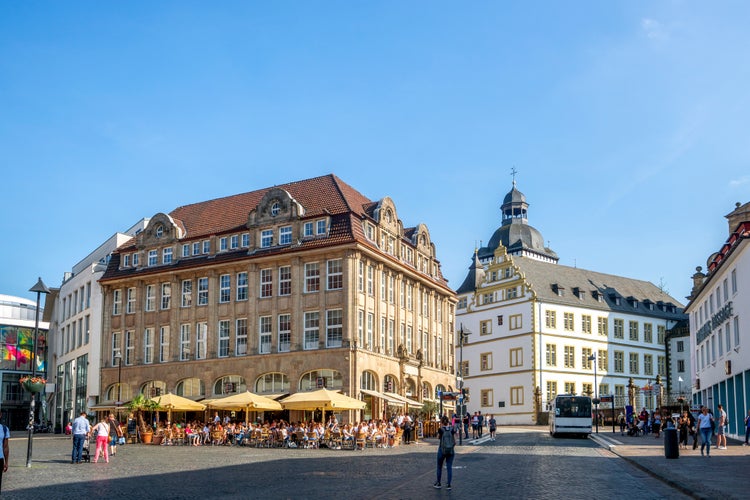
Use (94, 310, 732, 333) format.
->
(99, 174, 456, 422)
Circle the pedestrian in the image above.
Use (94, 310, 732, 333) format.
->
(488, 414, 497, 441)
(108, 414, 121, 457)
(617, 412, 626, 435)
(462, 413, 469, 440)
(744, 410, 750, 446)
(71, 410, 91, 464)
(678, 412, 689, 449)
(477, 411, 484, 438)
(697, 406, 714, 457)
(716, 404, 728, 450)
(471, 412, 479, 439)
(434, 415, 456, 490)
(92, 415, 111, 463)
(0, 409, 9, 493)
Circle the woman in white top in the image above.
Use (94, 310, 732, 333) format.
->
(696, 406, 715, 457)
(92, 416, 111, 463)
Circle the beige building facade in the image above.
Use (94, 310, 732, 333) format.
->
(99, 174, 456, 422)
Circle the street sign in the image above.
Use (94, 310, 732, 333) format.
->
(599, 395, 613, 403)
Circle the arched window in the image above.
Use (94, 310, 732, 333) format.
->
(360, 371, 377, 391)
(383, 374, 398, 393)
(105, 383, 132, 401)
(254, 373, 289, 395)
(213, 375, 246, 396)
(422, 382, 432, 400)
(140, 380, 167, 397)
(176, 378, 205, 398)
(299, 369, 342, 391)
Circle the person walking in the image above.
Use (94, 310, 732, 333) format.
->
(617, 412, 626, 436)
(697, 406, 714, 457)
(743, 409, 750, 446)
(488, 414, 497, 441)
(716, 404, 728, 450)
(108, 414, 122, 456)
(0, 409, 9, 493)
(92, 416, 111, 463)
(434, 415, 456, 490)
(71, 411, 91, 464)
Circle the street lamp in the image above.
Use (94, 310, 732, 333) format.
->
(678, 376, 684, 414)
(27, 277, 50, 468)
(588, 353, 599, 434)
(114, 351, 123, 419)
(457, 325, 470, 446)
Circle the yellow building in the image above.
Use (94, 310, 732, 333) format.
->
(99, 174, 456, 422)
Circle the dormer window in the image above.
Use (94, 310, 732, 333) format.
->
(627, 296, 638, 308)
(261, 229, 273, 248)
(123, 254, 131, 267)
(316, 219, 327, 235)
(552, 284, 565, 296)
(155, 225, 164, 238)
(271, 202, 280, 217)
(573, 287, 585, 300)
(592, 291, 603, 302)
(132, 253, 139, 266)
(365, 223, 375, 241)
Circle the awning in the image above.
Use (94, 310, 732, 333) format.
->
(360, 389, 405, 405)
(383, 392, 424, 408)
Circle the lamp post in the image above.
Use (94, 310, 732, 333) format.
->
(26, 277, 50, 468)
(114, 352, 123, 420)
(588, 353, 599, 434)
(678, 376, 684, 414)
(457, 325, 470, 446)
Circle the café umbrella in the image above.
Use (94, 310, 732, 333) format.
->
(280, 387, 366, 411)
(150, 393, 206, 422)
(208, 391, 282, 424)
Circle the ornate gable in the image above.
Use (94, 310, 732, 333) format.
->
(247, 188, 305, 228)
(137, 213, 183, 249)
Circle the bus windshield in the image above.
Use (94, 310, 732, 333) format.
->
(555, 397, 592, 418)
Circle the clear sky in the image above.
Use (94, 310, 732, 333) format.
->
(1, 1, 749, 306)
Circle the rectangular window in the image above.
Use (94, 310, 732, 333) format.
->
(629, 352, 639, 375)
(145, 285, 155, 311)
(144, 328, 154, 364)
(278, 266, 291, 296)
(644, 323, 653, 343)
(480, 352, 492, 371)
(582, 348, 593, 369)
(111, 332, 121, 365)
(481, 389, 493, 408)
(406, 324, 412, 353)
(546, 381, 558, 403)
(163, 247, 173, 264)
(303, 222, 314, 237)
(125, 330, 134, 365)
(192, 242, 200, 255)
(380, 316, 386, 352)
(219, 274, 231, 303)
(509, 314, 522, 330)
(241, 233, 250, 247)
(546, 344, 557, 366)
(644, 354, 653, 375)
(564, 382, 575, 395)
(598, 349, 607, 371)
(480, 320, 492, 335)
(148, 250, 158, 266)
(181, 280, 192, 307)
(563, 312, 574, 331)
(599, 384, 609, 396)
(304, 311, 320, 350)
(510, 347, 523, 367)
(367, 313, 375, 350)
(123, 254, 130, 267)
(261, 229, 273, 248)
(581, 315, 592, 334)
(202, 240, 210, 254)
(180, 324, 190, 361)
(260, 269, 273, 298)
(598, 317, 608, 336)
(236, 318, 248, 356)
(219, 237, 228, 252)
(564, 346, 575, 368)
(381, 271, 387, 300)
(196, 322, 207, 360)
(677, 359, 685, 372)
(132, 253, 139, 266)
(613, 319, 624, 339)
(510, 386, 523, 405)
(113, 289, 122, 315)
(84, 315, 90, 344)
(161, 283, 171, 310)
(278, 314, 291, 352)
(325, 259, 343, 290)
(259, 316, 272, 354)
(388, 319, 395, 355)
(389, 276, 395, 303)
(327, 309, 343, 348)
(218, 320, 230, 357)
(367, 266, 374, 296)
(305, 263, 320, 292)
(657, 356, 666, 376)
(316, 219, 327, 234)
(582, 382, 592, 396)
(159, 326, 169, 363)
(629, 321, 639, 341)
(614, 351, 624, 373)
(236, 272, 248, 301)
(657, 325, 665, 344)
(279, 225, 292, 245)
(407, 284, 413, 310)
(734, 316, 740, 347)
(126, 288, 136, 314)
(230, 234, 239, 249)
(197, 277, 208, 305)
(731, 269, 737, 294)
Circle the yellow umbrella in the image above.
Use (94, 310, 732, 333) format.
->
(150, 393, 206, 422)
(280, 388, 366, 411)
(208, 391, 282, 424)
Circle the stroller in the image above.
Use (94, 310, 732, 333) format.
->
(81, 435, 92, 463)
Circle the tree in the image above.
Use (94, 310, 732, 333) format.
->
(126, 394, 161, 438)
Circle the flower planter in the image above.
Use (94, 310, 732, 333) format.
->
(140, 431, 154, 444)
(21, 380, 45, 393)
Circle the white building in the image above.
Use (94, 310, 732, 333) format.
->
(686, 201, 749, 439)
(50, 219, 148, 428)
(455, 181, 686, 425)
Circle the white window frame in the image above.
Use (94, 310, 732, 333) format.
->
(260, 269, 273, 298)
(236, 318, 248, 356)
(196, 322, 207, 360)
(327, 259, 343, 290)
(163, 247, 173, 264)
(327, 309, 343, 348)
(278, 314, 291, 353)
(145, 285, 155, 312)
(304, 311, 320, 350)
(180, 324, 190, 361)
(304, 262, 320, 293)
(261, 229, 273, 248)
(148, 250, 158, 266)
(197, 277, 208, 305)
(236, 272, 248, 301)
(219, 274, 231, 303)
(144, 327, 154, 364)
(278, 266, 291, 296)
(259, 316, 272, 354)
(218, 320, 230, 358)
(159, 326, 169, 363)
(279, 225, 292, 245)
(181, 280, 192, 307)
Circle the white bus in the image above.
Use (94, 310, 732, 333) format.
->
(549, 394, 592, 438)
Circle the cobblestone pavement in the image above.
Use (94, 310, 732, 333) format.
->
(0, 428, 695, 499)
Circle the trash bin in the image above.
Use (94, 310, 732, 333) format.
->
(664, 427, 679, 459)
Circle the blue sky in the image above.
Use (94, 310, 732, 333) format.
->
(1, 1, 749, 306)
